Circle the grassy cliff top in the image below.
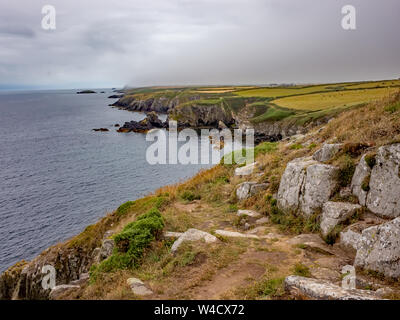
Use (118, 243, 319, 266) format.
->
(120, 80, 400, 125)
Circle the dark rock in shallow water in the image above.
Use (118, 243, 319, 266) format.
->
(114, 124, 120, 127)
(108, 94, 124, 99)
(117, 112, 167, 133)
(77, 90, 96, 94)
(92, 128, 109, 132)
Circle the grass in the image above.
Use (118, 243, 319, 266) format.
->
(221, 142, 278, 165)
(293, 263, 311, 277)
(273, 87, 399, 111)
(90, 208, 164, 278)
(250, 105, 295, 123)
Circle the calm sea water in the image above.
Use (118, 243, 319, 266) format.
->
(0, 89, 214, 272)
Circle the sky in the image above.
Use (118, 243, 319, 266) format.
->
(0, 0, 399, 89)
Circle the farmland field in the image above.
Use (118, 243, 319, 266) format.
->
(272, 87, 399, 111)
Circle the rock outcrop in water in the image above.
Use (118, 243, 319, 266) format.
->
(117, 112, 167, 133)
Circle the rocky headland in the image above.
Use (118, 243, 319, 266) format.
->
(2, 89, 400, 301)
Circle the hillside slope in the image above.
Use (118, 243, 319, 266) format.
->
(1, 91, 400, 300)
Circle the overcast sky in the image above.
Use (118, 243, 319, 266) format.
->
(0, 0, 399, 89)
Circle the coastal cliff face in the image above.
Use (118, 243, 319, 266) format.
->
(169, 101, 235, 127)
(2, 93, 400, 300)
(112, 94, 201, 114)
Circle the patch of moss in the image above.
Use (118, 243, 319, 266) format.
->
(364, 153, 376, 169)
(361, 174, 371, 192)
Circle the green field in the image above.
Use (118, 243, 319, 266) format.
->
(273, 87, 399, 111)
(121, 79, 400, 126)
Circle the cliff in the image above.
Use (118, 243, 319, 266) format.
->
(2, 91, 400, 300)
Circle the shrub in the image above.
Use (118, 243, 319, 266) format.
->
(180, 190, 201, 202)
(384, 101, 400, 113)
(91, 208, 164, 276)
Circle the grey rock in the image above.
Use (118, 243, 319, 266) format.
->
(171, 229, 218, 253)
(340, 229, 362, 251)
(127, 278, 153, 296)
(163, 231, 183, 239)
(236, 182, 269, 201)
(49, 284, 80, 300)
(320, 202, 361, 237)
(70, 273, 89, 286)
(366, 144, 400, 218)
(277, 157, 318, 212)
(215, 230, 260, 239)
(285, 276, 382, 300)
(351, 155, 371, 206)
(237, 210, 261, 218)
(300, 164, 339, 217)
(256, 217, 270, 225)
(355, 217, 400, 279)
(312, 143, 342, 162)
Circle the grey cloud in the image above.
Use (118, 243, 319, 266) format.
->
(0, 0, 399, 89)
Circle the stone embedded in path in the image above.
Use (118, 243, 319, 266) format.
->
(312, 143, 342, 162)
(234, 162, 257, 176)
(171, 229, 218, 253)
(237, 210, 262, 218)
(127, 278, 153, 296)
(236, 182, 269, 201)
(320, 202, 361, 237)
(354, 217, 400, 279)
(163, 231, 184, 239)
(287, 234, 335, 255)
(284, 275, 382, 300)
(215, 230, 260, 239)
(255, 217, 269, 225)
(49, 284, 81, 300)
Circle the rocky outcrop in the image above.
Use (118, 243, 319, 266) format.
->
(49, 284, 80, 300)
(117, 112, 167, 133)
(320, 202, 361, 237)
(312, 143, 342, 162)
(113, 95, 189, 113)
(236, 182, 269, 201)
(170, 229, 218, 253)
(340, 228, 362, 251)
(354, 217, 400, 279)
(277, 157, 339, 217)
(365, 144, 400, 218)
(170, 102, 234, 128)
(285, 276, 382, 300)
